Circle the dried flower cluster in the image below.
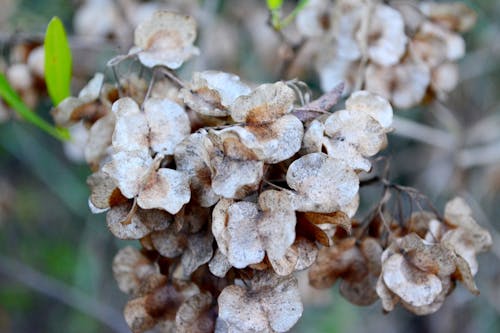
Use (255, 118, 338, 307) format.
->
(45, 9, 492, 333)
(1, 41, 45, 122)
(309, 197, 492, 315)
(296, 0, 476, 108)
(73, 0, 197, 46)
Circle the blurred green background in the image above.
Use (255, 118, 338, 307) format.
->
(0, 0, 499, 332)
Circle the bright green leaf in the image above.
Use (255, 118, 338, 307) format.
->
(44, 16, 72, 106)
(266, 0, 284, 10)
(0, 73, 70, 141)
(296, 0, 310, 11)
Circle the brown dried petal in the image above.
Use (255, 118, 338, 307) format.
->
(258, 195, 296, 262)
(175, 203, 211, 233)
(137, 168, 191, 214)
(441, 228, 480, 276)
(376, 276, 399, 312)
(52, 97, 84, 126)
(339, 273, 379, 306)
(79, 72, 104, 101)
(365, 60, 430, 109)
(210, 154, 263, 199)
(415, 22, 465, 63)
(444, 196, 473, 226)
(211, 199, 233, 254)
(367, 4, 407, 67)
(431, 62, 459, 94)
(136, 208, 172, 231)
(323, 110, 387, 171)
(85, 112, 115, 169)
(87, 170, 117, 211)
(287, 153, 359, 213)
(453, 254, 479, 295)
(212, 195, 296, 269)
(144, 98, 190, 155)
(230, 82, 295, 124)
(102, 150, 152, 199)
(175, 292, 215, 333)
(345, 90, 393, 128)
(419, 2, 476, 32)
(111, 97, 149, 154)
(294, 237, 318, 271)
(181, 71, 251, 117)
(403, 236, 456, 278)
(218, 271, 303, 333)
(219, 201, 264, 268)
(124, 297, 157, 333)
(112, 246, 166, 297)
(134, 11, 199, 69)
(182, 230, 214, 277)
(382, 253, 442, 307)
(360, 237, 383, 276)
(152, 282, 198, 319)
(301, 119, 325, 154)
(341, 193, 360, 218)
(151, 226, 188, 258)
(106, 203, 150, 239)
(308, 238, 360, 289)
(442, 197, 492, 274)
(269, 246, 299, 277)
(400, 277, 453, 315)
(221, 114, 304, 163)
(51, 73, 104, 126)
(208, 248, 232, 278)
(303, 211, 352, 234)
(175, 132, 219, 207)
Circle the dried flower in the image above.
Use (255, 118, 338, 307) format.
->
(132, 11, 199, 69)
(217, 271, 303, 332)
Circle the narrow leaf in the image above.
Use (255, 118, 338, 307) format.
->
(0, 73, 70, 141)
(44, 16, 72, 105)
(282, 0, 310, 27)
(266, 0, 284, 10)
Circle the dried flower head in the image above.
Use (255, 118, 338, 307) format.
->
(217, 271, 303, 332)
(132, 11, 199, 69)
(180, 71, 251, 117)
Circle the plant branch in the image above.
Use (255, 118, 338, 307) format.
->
(0, 254, 129, 333)
(457, 140, 500, 168)
(391, 115, 456, 150)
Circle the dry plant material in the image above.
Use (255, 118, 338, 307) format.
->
(132, 11, 199, 69)
(296, 0, 476, 108)
(37, 7, 492, 332)
(217, 271, 303, 332)
(375, 197, 491, 315)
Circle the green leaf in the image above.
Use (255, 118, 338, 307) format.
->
(296, 0, 309, 11)
(266, 0, 284, 10)
(0, 73, 70, 141)
(282, 0, 310, 27)
(44, 16, 72, 106)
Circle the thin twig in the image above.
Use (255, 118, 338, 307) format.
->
(0, 254, 129, 333)
(391, 115, 456, 150)
(110, 65, 124, 97)
(458, 140, 500, 168)
(142, 68, 157, 107)
(159, 68, 186, 88)
(353, 0, 374, 91)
